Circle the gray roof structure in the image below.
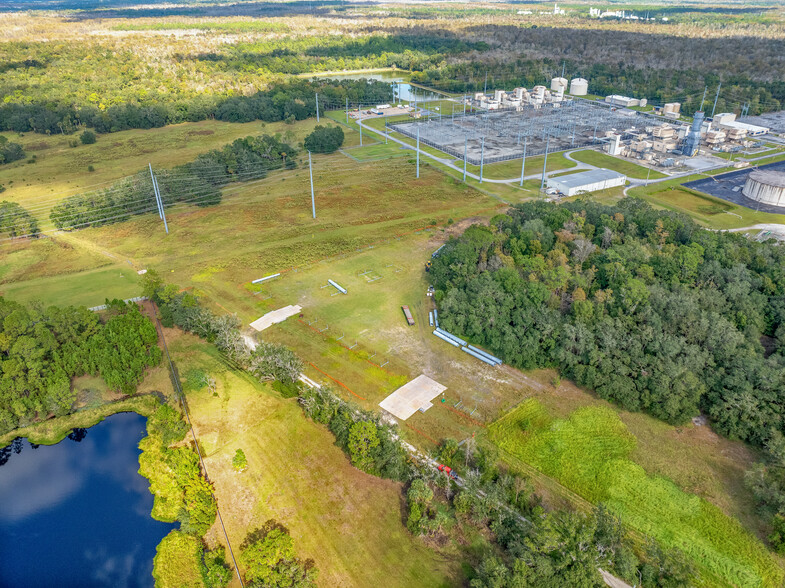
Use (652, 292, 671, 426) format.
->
(552, 168, 626, 189)
(749, 170, 785, 188)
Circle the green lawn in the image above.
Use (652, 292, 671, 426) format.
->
(0, 264, 141, 307)
(489, 399, 783, 588)
(630, 175, 785, 230)
(570, 150, 667, 179)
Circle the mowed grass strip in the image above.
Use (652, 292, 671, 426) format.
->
(0, 264, 141, 308)
(570, 149, 666, 179)
(170, 332, 463, 588)
(488, 399, 783, 588)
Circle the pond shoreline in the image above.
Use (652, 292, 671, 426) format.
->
(0, 393, 161, 449)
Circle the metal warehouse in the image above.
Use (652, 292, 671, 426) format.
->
(547, 168, 627, 196)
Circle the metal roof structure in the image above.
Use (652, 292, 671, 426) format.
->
(749, 170, 785, 188)
(551, 168, 626, 189)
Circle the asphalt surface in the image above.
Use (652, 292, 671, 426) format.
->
(682, 160, 785, 214)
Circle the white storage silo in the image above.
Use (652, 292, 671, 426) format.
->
(569, 78, 588, 96)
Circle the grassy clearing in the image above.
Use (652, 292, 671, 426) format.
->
(633, 183, 785, 229)
(570, 150, 667, 179)
(0, 394, 159, 448)
(41, 156, 495, 317)
(0, 264, 141, 308)
(0, 118, 330, 218)
(629, 172, 785, 230)
(342, 141, 410, 161)
(488, 399, 783, 588)
(0, 236, 111, 284)
(168, 330, 464, 587)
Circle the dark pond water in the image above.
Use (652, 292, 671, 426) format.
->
(0, 412, 175, 588)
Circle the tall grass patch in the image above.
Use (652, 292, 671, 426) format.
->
(489, 399, 783, 588)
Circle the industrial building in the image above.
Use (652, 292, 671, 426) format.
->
(605, 95, 648, 108)
(547, 168, 627, 196)
(390, 99, 656, 166)
(712, 113, 769, 137)
(743, 170, 785, 207)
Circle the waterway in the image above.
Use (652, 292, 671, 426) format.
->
(0, 412, 174, 588)
(308, 69, 444, 102)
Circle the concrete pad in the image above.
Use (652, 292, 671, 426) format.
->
(379, 375, 447, 420)
(249, 305, 302, 331)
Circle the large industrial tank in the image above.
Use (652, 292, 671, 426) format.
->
(569, 78, 588, 95)
(743, 170, 785, 207)
(551, 77, 568, 92)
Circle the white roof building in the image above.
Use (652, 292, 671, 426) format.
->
(547, 168, 627, 196)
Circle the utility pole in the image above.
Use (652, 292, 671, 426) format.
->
(540, 136, 551, 193)
(345, 97, 349, 124)
(359, 107, 363, 146)
(315, 93, 320, 122)
(520, 139, 526, 187)
(148, 164, 168, 234)
(463, 137, 468, 183)
(711, 82, 721, 118)
(479, 136, 485, 183)
(149, 163, 162, 219)
(416, 125, 420, 179)
(308, 151, 316, 219)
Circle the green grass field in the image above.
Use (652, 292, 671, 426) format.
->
(489, 399, 783, 588)
(0, 117, 341, 219)
(169, 330, 464, 587)
(1, 264, 141, 307)
(570, 150, 667, 179)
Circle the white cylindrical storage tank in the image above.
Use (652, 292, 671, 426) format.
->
(551, 77, 568, 92)
(742, 171, 785, 207)
(494, 89, 505, 102)
(569, 78, 588, 96)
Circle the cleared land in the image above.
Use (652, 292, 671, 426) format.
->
(168, 330, 464, 588)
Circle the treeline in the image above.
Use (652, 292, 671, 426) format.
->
(0, 202, 39, 238)
(50, 133, 297, 230)
(413, 60, 783, 114)
(0, 78, 392, 136)
(431, 199, 785, 447)
(0, 136, 25, 165)
(0, 298, 162, 436)
(210, 34, 486, 76)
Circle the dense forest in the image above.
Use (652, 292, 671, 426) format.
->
(0, 77, 392, 135)
(431, 199, 785, 447)
(49, 133, 297, 230)
(0, 298, 162, 435)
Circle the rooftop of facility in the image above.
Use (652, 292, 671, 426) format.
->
(749, 170, 785, 188)
(550, 168, 627, 188)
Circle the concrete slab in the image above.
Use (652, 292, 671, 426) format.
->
(249, 305, 302, 331)
(379, 374, 447, 420)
